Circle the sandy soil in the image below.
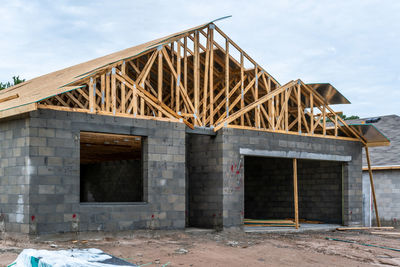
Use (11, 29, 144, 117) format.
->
(2, 228, 400, 266)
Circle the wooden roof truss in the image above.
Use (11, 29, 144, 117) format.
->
(37, 23, 366, 144)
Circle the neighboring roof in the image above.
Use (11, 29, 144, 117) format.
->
(0, 19, 227, 113)
(347, 115, 400, 167)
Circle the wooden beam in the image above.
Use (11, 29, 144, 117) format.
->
(202, 29, 210, 125)
(89, 77, 94, 113)
(209, 27, 214, 126)
(293, 158, 299, 229)
(0, 94, 19, 104)
(0, 102, 36, 119)
(161, 47, 198, 122)
(158, 49, 163, 117)
(116, 73, 194, 129)
(310, 92, 314, 134)
(214, 81, 295, 131)
(176, 41, 181, 113)
(362, 165, 400, 171)
(100, 74, 105, 111)
(297, 82, 301, 133)
(301, 82, 366, 144)
(240, 52, 244, 126)
(106, 72, 110, 112)
(365, 146, 381, 227)
(225, 38, 229, 119)
(255, 66, 259, 128)
(111, 68, 116, 114)
(194, 31, 199, 121)
(121, 61, 126, 113)
(170, 42, 175, 112)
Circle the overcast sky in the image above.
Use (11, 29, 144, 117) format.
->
(1, 0, 399, 117)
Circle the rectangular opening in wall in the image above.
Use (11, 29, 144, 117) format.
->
(244, 156, 343, 226)
(80, 132, 143, 203)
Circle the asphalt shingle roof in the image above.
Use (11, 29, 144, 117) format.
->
(347, 114, 400, 167)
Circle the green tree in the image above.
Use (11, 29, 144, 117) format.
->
(325, 113, 359, 123)
(0, 76, 25, 90)
(340, 114, 359, 120)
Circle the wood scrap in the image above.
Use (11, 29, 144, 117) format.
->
(371, 231, 400, 236)
(336, 227, 394, 231)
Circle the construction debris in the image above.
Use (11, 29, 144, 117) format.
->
(371, 232, 400, 236)
(9, 248, 136, 267)
(336, 227, 394, 231)
(326, 237, 400, 253)
(244, 219, 296, 227)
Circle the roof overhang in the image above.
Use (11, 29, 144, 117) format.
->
(347, 123, 390, 147)
(306, 83, 351, 106)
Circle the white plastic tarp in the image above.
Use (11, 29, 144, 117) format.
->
(9, 248, 135, 267)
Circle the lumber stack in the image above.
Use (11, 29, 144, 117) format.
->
(244, 219, 296, 227)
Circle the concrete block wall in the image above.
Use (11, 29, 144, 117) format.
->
(244, 157, 294, 220)
(0, 116, 31, 234)
(297, 159, 343, 223)
(2, 109, 187, 234)
(363, 170, 400, 226)
(80, 160, 142, 202)
(0, 108, 364, 234)
(187, 134, 223, 228)
(221, 128, 363, 228)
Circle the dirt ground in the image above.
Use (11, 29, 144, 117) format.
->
(2, 228, 400, 267)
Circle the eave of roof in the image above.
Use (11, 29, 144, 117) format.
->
(0, 16, 243, 114)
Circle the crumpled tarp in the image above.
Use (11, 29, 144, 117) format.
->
(9, 248, 136, 267)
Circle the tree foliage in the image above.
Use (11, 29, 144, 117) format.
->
(339, 114, 359, 120)
(325, 113, 359, 123)
(0, 76, 25, 90)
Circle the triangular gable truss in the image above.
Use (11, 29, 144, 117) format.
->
(37, 23, 366, 145)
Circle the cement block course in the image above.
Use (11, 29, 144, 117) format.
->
(0, 108, 363, 234)
(28, 110, 185, 234)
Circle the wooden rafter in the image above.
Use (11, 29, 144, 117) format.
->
(36, 22, 365, 143)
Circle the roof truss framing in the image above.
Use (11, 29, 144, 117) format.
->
(37, 23, 365, 143)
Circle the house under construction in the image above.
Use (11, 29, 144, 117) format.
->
(0, 19, 390, 234)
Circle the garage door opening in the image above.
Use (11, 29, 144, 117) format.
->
(80, 132, 144, 203)
(244, 156, 343, 228)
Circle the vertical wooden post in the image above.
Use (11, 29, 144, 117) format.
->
(365, 146, 381, 227)
(334, 114, 338, 136)
(106, 72, 110, 112)
(194, 31, 199, 121)
(297, 82, 301, 133)
(170, 42, 175, 111)
(225, 39, 230, 119)
(176, 42, 181, 113)
(184, 37, 188, 115)
(285, 88, 288, 131)
(293, 158, 299, 229)
(132, 83, 137, 116)
(255, 66, 259, 128)
(271, 96, 275, 129)
(100, 74, 105, 111)
(111, 68, 116, 115)
(89, 77, 94, 113)
(158, 49, 163, 117)
(202, 29, 210, 125)
(268, 78, 273, 129)
(323, 104, 326, 135)
(121, 61, 126, 113)
(310, 92, 314, 135)
(240, 52, 244, 126)
(209, 27, 214, 126)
